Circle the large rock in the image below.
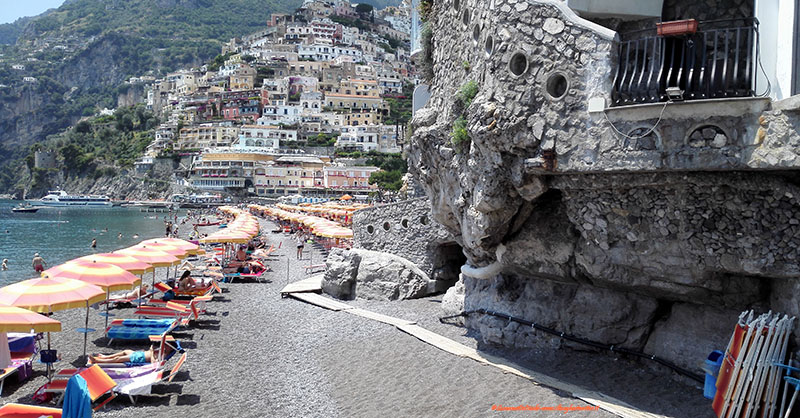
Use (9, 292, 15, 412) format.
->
(323, 248, 434, 301)
(441, 274, 466, 325)
(321, 248, 361, 300)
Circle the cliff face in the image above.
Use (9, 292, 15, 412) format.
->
(409, 0, 800, 370)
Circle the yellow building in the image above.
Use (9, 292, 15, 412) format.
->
(324, 93, 387, 111)
(344, 109, 384, 126)
(230, 65, 257, 91)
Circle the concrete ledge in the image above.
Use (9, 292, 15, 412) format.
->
(604, 97, 771, 122)
(772, 94, 800, 111)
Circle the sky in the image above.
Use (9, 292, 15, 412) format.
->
(0, 0, 66, 25)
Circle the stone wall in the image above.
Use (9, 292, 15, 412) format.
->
(462, 171, 800, 370)
(353, 198, 462, 287)
(409, 0, 800, 372)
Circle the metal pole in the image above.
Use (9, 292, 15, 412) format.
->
(104, 288, 110, 330)
(83, 301, 89, 359)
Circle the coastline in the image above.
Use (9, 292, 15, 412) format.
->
(0, 215, 710, 417)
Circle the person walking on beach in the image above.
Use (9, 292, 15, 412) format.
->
(91, 238, 97, 249)
(32, 253, 46, 274)
(1, 259, 7, 271)
(296, 232, 305, 260)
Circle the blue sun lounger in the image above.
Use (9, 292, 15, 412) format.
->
(105, 318, 179, 345)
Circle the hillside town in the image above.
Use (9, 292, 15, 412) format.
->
(132, 0, 413, 199)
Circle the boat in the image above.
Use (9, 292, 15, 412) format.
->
(193, 221, 220, 227)
(28, 190, 113, 207)
(11, 204, 40, 213)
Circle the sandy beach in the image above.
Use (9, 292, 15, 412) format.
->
(0, 216, 713, 417)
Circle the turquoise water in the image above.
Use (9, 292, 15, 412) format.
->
(0, 200, 186, 285)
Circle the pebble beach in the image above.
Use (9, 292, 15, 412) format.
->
(0, 216, 714, 417)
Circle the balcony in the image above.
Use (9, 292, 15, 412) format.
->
(611, 18, 759, 106)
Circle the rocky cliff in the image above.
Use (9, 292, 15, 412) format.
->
(409, 0, 800, 372)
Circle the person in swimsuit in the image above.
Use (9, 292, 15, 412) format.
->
(177, 270, 199, 291)
(1, 259, 7, 271)
(89, 345, 165, 364)
(32, 253, 46, 273)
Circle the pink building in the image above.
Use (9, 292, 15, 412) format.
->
(323, 166, 380, 190)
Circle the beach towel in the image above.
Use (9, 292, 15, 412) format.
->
(62, 374, 91, 418)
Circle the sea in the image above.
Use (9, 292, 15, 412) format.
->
(0, 200, 188, 285)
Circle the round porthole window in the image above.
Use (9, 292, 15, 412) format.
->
(367, 225, 375, 234)
(484, 36, 494, 56)
(509, 52, 528, 77)
(383, 222, 391, 231)
(545, 73, 568, 100)
(402, 219, 409, 228)
(420, 216, 429, 225)
(453, 0, 460, 11)
(472, 25, 480, 45)
(462, 10, 470, 26)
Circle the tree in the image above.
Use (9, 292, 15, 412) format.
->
(355, 4, 374, 14)
(369, 170, 403, 191)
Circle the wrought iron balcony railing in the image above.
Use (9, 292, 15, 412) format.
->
(611, 18, 759, 106)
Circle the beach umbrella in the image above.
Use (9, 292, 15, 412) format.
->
(340, 194, 353, 201)
(132, 242, 188, 281)
(0, 306, 61, 369)
(0, 277, 105, 371)
(43, 260, 142, 330)
(75, 253, 154, 275)
(141, 238, 201, 255)
(114, 246, 180, 288)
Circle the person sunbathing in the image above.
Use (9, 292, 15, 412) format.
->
(177, 270, 199, 291)
(89, 346, 155, 364)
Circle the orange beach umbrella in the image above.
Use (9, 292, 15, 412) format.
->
(0, 306, 61, 333)
(133, 242, 188, 259)
(75, 253, 154, 275)
(0, 306, 61, 369)
(141, 238, 201, 255)
(0, 277, 106, 313)
(0, 276, 106, 361)
(44, 260, 143, 330)
(114, 246, 180, 268)
(115, 246, 180, 288)
(44, 261, 142, 292)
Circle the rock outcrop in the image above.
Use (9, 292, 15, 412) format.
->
(409, 0, 800, 371)
(323, 248, 435, 301)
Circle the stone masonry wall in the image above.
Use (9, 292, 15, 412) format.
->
(353, 198, 458, 284)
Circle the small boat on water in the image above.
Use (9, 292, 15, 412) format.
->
(11, 204, 40, 213)
(194, 221, 220, 227)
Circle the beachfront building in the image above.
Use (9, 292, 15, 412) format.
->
(323, 165, 380, 190)
(252, 155, 326, 196)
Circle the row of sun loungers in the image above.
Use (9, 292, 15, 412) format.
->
(1, 235, 277, 414)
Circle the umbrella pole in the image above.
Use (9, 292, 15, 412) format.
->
(153, 270, 156, 289)
(83, 301, 89, 359)
(105, 288, 110, 330)
(47, 308, 52, 381)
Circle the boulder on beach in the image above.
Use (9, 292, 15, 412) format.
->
(323, 248, 434, 301)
